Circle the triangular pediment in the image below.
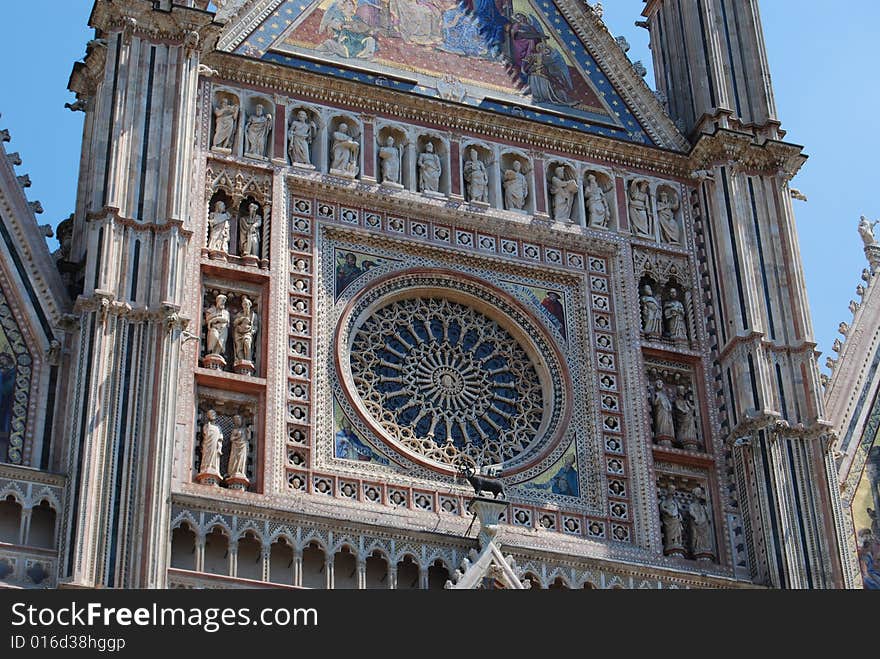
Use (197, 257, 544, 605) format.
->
(217, 0, 686, 149)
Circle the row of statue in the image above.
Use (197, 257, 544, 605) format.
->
(640, 284, 689, 345)
(203, 293, 259, 376)
(206, 200, 264, 263)
(650, 380, 700, 450)
(629, 181, 681, 245)
(197, 409, 252, 489)
(659, 485, 715, 560)
(212, 98, 273, 160)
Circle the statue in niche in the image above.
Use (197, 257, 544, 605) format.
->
(859, 216, 879, 248)
(652, 379, 675, 447)
(657, 190, 681, 245)
(628, 180, 652, 237)
(204, 293, 230, 363)
(675, 385, 699, 450)
(640, 284, 662, 338)
(502, 160, 529, 211)
(211, 97, 239, 151)
(238, 202, 262, 259)
(664, 288, 688, 344)
(233, 296, 258, 369)
(226, 414, 250, 485)
(330, 122, 360, 176)
(244, 103, 272, 158)
(463, 148, 489, 203)
(586, 174, 609, 228)
(549, 166, 578, 222)
(660, 485, 685, 555)
(688, 487, 715, 559)
(378, 135, 403, 186)
(418, 142, 442, 194)
(198, 409, 223, 482)
(288, 110, 316, 166)
(206, 200, 231, 253)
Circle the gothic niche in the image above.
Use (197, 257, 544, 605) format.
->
(202, 288, 261, 377)
(656, 184, 683, 247)
(646, 363, 703, 451)
(461, 144, 492, 206)
(195, 398, 257, 491)
(584, 170, 615, 230)
(206, 190, 233, 260)
(657, 476, 716, 562)
(210, 90, 240, 154)
(634, 251, 695, 349)
(242, 96, 273, 160)
(328, 115, 361, 178)
(500, 152, 532, 213)
(287, 106, 320, 169)
(546, 161, 579, 224)
(416, 134, 447, 197)
(205, 165, 272, 268)
(628, 179, 653, 239)
(237, 198, 264, 266)
(376, 125, 407, 189)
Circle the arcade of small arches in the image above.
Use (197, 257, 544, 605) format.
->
(168, 519, 633, 589)
(0, 493, 59, 550)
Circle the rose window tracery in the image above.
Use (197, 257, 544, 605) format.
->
(349, 297, 549, 467)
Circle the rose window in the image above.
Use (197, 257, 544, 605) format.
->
(348, 295, 552, 468)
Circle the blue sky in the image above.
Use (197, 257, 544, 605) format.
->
(0, 1, 874, 368)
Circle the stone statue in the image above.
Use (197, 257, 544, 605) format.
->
(859, 216, 878, 248)
(226, 415, 250, 484)
(674, 385, 699, 450)
(549, 167, 578, 222)
(659, 485, 684, 555)
(233, 296, 258, 369)
(652, 379, 675, 446)
(502, 161, 529, 211)
(238, 202, 262, 259)
(657, 190, 681, 245)
(418, 142, 442, 194)
(463, 149, 489, 203)
(288, 110, 316, 166)
(204, 294, 230, 363)
(664, 288, 688, 344)
(212, 98, 239, 151)
(640, 285, 662, 337)
(330, 122, 360, 176)
(628, 180, 652, 237)
(378, 135, 402, 186)
(244, 103, 272, 158)
(199, 409, 223, 482)
(585, 174, 609, 228)
(206, 200, 231, 253)
(688, 487, 714, 559)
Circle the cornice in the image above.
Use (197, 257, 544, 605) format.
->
(689, 128, 807, 181)
(88, 0, 222, 50)
(85, 206, 194, 238)
(0, 463, 66, 489)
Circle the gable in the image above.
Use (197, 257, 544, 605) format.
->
(223, 0, 676, 146)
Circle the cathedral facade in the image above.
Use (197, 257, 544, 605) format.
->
(0, 0, 866, 589)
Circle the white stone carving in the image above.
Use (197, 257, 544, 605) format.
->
(244, 103, 272, 159)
